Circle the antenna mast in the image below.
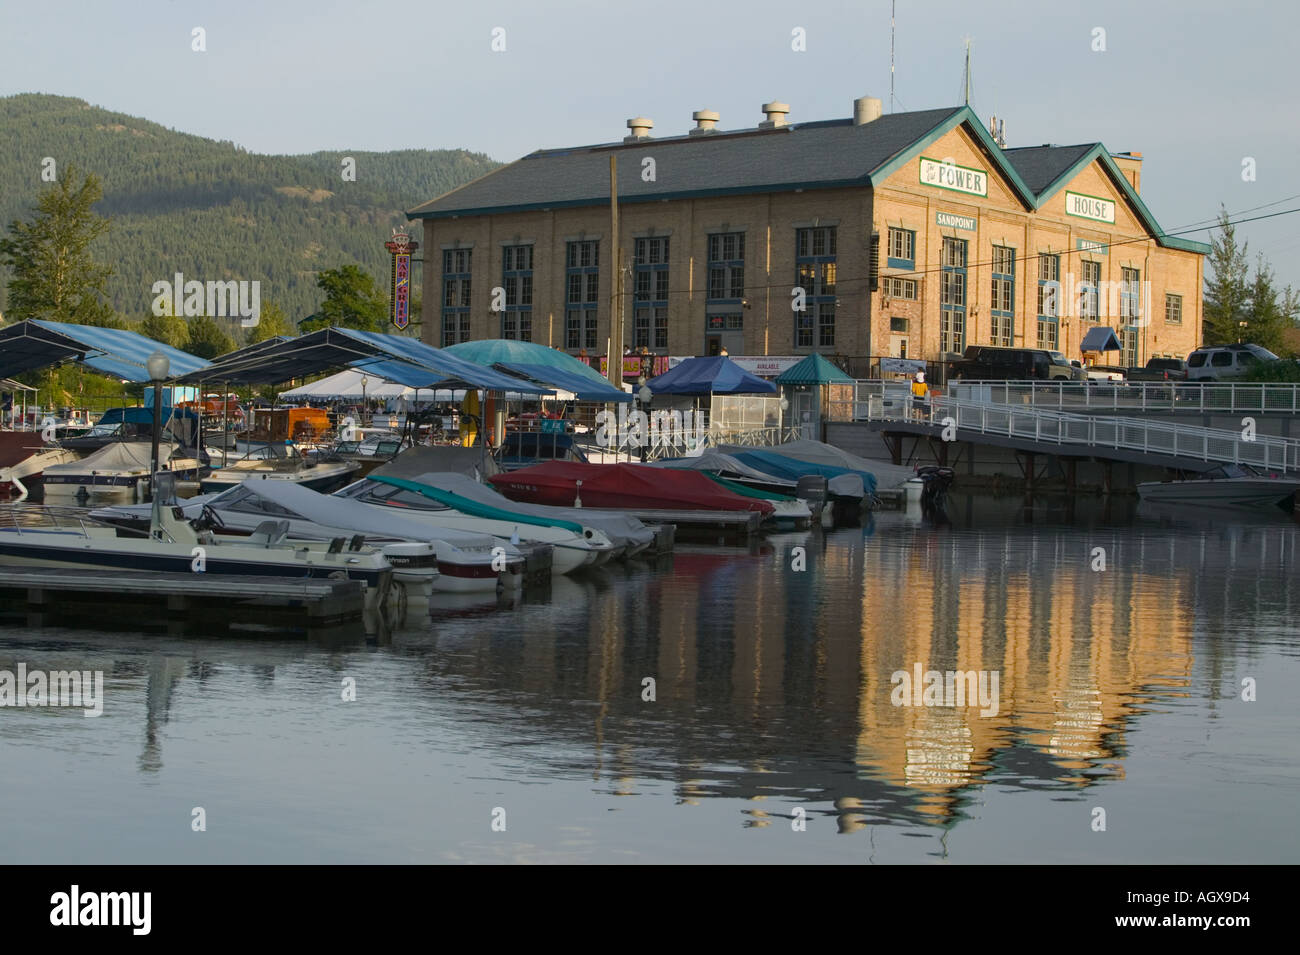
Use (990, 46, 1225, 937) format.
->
(963, 37, 972, 106)
(890, 0, 896, 113)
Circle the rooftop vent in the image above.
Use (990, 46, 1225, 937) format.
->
(759, 101, 790, 129)
(689, 109, 720, 136)
(853, 96, 883, 126)
(625, 117, 654, 142)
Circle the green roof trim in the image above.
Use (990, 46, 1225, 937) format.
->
(1029, 144, 1209, 255)
(867, 106, 1039, 210)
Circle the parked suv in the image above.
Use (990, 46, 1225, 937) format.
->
(1186, 343, 1279, 381)
(950, 345, 1085, 381)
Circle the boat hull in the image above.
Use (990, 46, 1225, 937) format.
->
(1137, 478, 1299, 508)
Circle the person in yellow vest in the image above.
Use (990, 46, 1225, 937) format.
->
(911, 371, 929, 419)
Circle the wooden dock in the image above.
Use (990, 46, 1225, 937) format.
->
(0, 568, 367, 637)
(622, 509, 762, 545)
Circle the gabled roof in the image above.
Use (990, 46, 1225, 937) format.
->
(1002, 144, 1096, 194)
(409, 105, 1207, 254)
(1005, 143, 1210, 255)
(409, 107, 973, 218)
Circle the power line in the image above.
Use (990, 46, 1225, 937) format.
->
(603, 204, 1300, 302)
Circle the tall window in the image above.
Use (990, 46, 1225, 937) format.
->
(565, 240, 600, 351)
(939, 237, 967, 354)
(707, 233, 745, 301)
(1120, 267, 1141, 365)
(501, 244, 533, 342)
(1165, 292, 1183, 325)
(1080, 260, 1101, 322)
(795, 226, 836, 348)
(990, 245, 1015, 347)
(634, 237, 669, 351)
(441, 248, 472, 347)
(887, 227, 915, 269)
(1037, 253, 1060, 350)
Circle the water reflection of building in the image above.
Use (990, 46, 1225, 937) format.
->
(405, 515, 1297, 828)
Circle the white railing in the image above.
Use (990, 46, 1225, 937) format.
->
(847, 396, 1300, 473)
(947, 380, 1300, 414)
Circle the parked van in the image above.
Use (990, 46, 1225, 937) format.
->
(949, 346, 1085, 381)
(1186, 343, 1279, 381)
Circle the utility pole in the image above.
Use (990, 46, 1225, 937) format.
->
(608, 155, 624, 389)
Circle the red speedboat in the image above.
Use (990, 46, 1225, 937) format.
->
(489, 462, 775, 515)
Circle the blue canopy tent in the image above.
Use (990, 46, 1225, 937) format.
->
(493, 362, 632, 402)
(646, 356, 777, 396)
(0, 319, 209, 381)
(1080, 327, 1123, 353)
(170, 326, 550, 394)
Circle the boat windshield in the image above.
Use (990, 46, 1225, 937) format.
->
(337, 479, 448, 511)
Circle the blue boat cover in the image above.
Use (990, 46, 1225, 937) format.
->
(728, 449, 878, 495)
(98, 406, 200, 425)
(0, 319, 209, 381)
(647, 356, 777, 395)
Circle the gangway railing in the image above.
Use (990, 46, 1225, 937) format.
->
(835, 393, 1300, 473)
(947, 380, 1300, 415)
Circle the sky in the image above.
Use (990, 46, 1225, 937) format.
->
(2, 0, 1297, 287)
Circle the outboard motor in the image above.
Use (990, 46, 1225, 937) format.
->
(795, 474, 828, 522)
(915, 465, 955, 514)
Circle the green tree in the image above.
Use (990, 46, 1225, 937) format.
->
(245, 300, 293, 344)
(300, 265, 388, 333)
(0, 164, 115, 324)
(1244, 255, 1288, 354)
(186, 315, 235, 359)
(137, 312, 190, 348)
(1202, 206, 1251, 346)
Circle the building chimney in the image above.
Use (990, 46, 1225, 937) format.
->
(853, 96, 883, 126)
(759, 101, 790, 129)
(624, 117, 654, 142)
(689, 109, 720, 136)
(1111, 151, 1142, 194)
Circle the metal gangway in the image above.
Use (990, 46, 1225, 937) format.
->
(853, 391, 1300, 474)
(946, 380, 1300, 415)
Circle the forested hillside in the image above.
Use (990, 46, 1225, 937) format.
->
(0, 94, 500, 323)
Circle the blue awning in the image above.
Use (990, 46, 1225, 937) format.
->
(172, 326, 551, 393)
(1080, 326, 1123, 353)
(0, 319, 209, 381)
(495, 362, 632, 402)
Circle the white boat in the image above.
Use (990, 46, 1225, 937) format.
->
(0, 495, 397, 609)
(200, 443, 359, 494)
(397, 471, 657, 558)
(0, 445, 80, 499)
(91, 478, 529, 593)
(43, 441, 206, 495)
(1137, 463, 1300, 508)
(335, 474, 616, 575)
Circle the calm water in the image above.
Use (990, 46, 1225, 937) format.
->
(2, 494, 1298, 864)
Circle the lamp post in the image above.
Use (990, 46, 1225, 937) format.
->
(146, 351, 170, 501)
(361, 374, 369, 428)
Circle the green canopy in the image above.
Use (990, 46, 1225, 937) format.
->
(775, 353, 854, 385)
(443, 339, 612, 387)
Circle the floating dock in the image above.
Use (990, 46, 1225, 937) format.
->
(0, 568, 367, 637)
(621, 509, 761, 544)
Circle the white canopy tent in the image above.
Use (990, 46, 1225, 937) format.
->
(278, 369, 414, 402)
(278, 368, 576, 404)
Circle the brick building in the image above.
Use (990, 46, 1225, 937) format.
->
(407, 97, 1207, 370)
